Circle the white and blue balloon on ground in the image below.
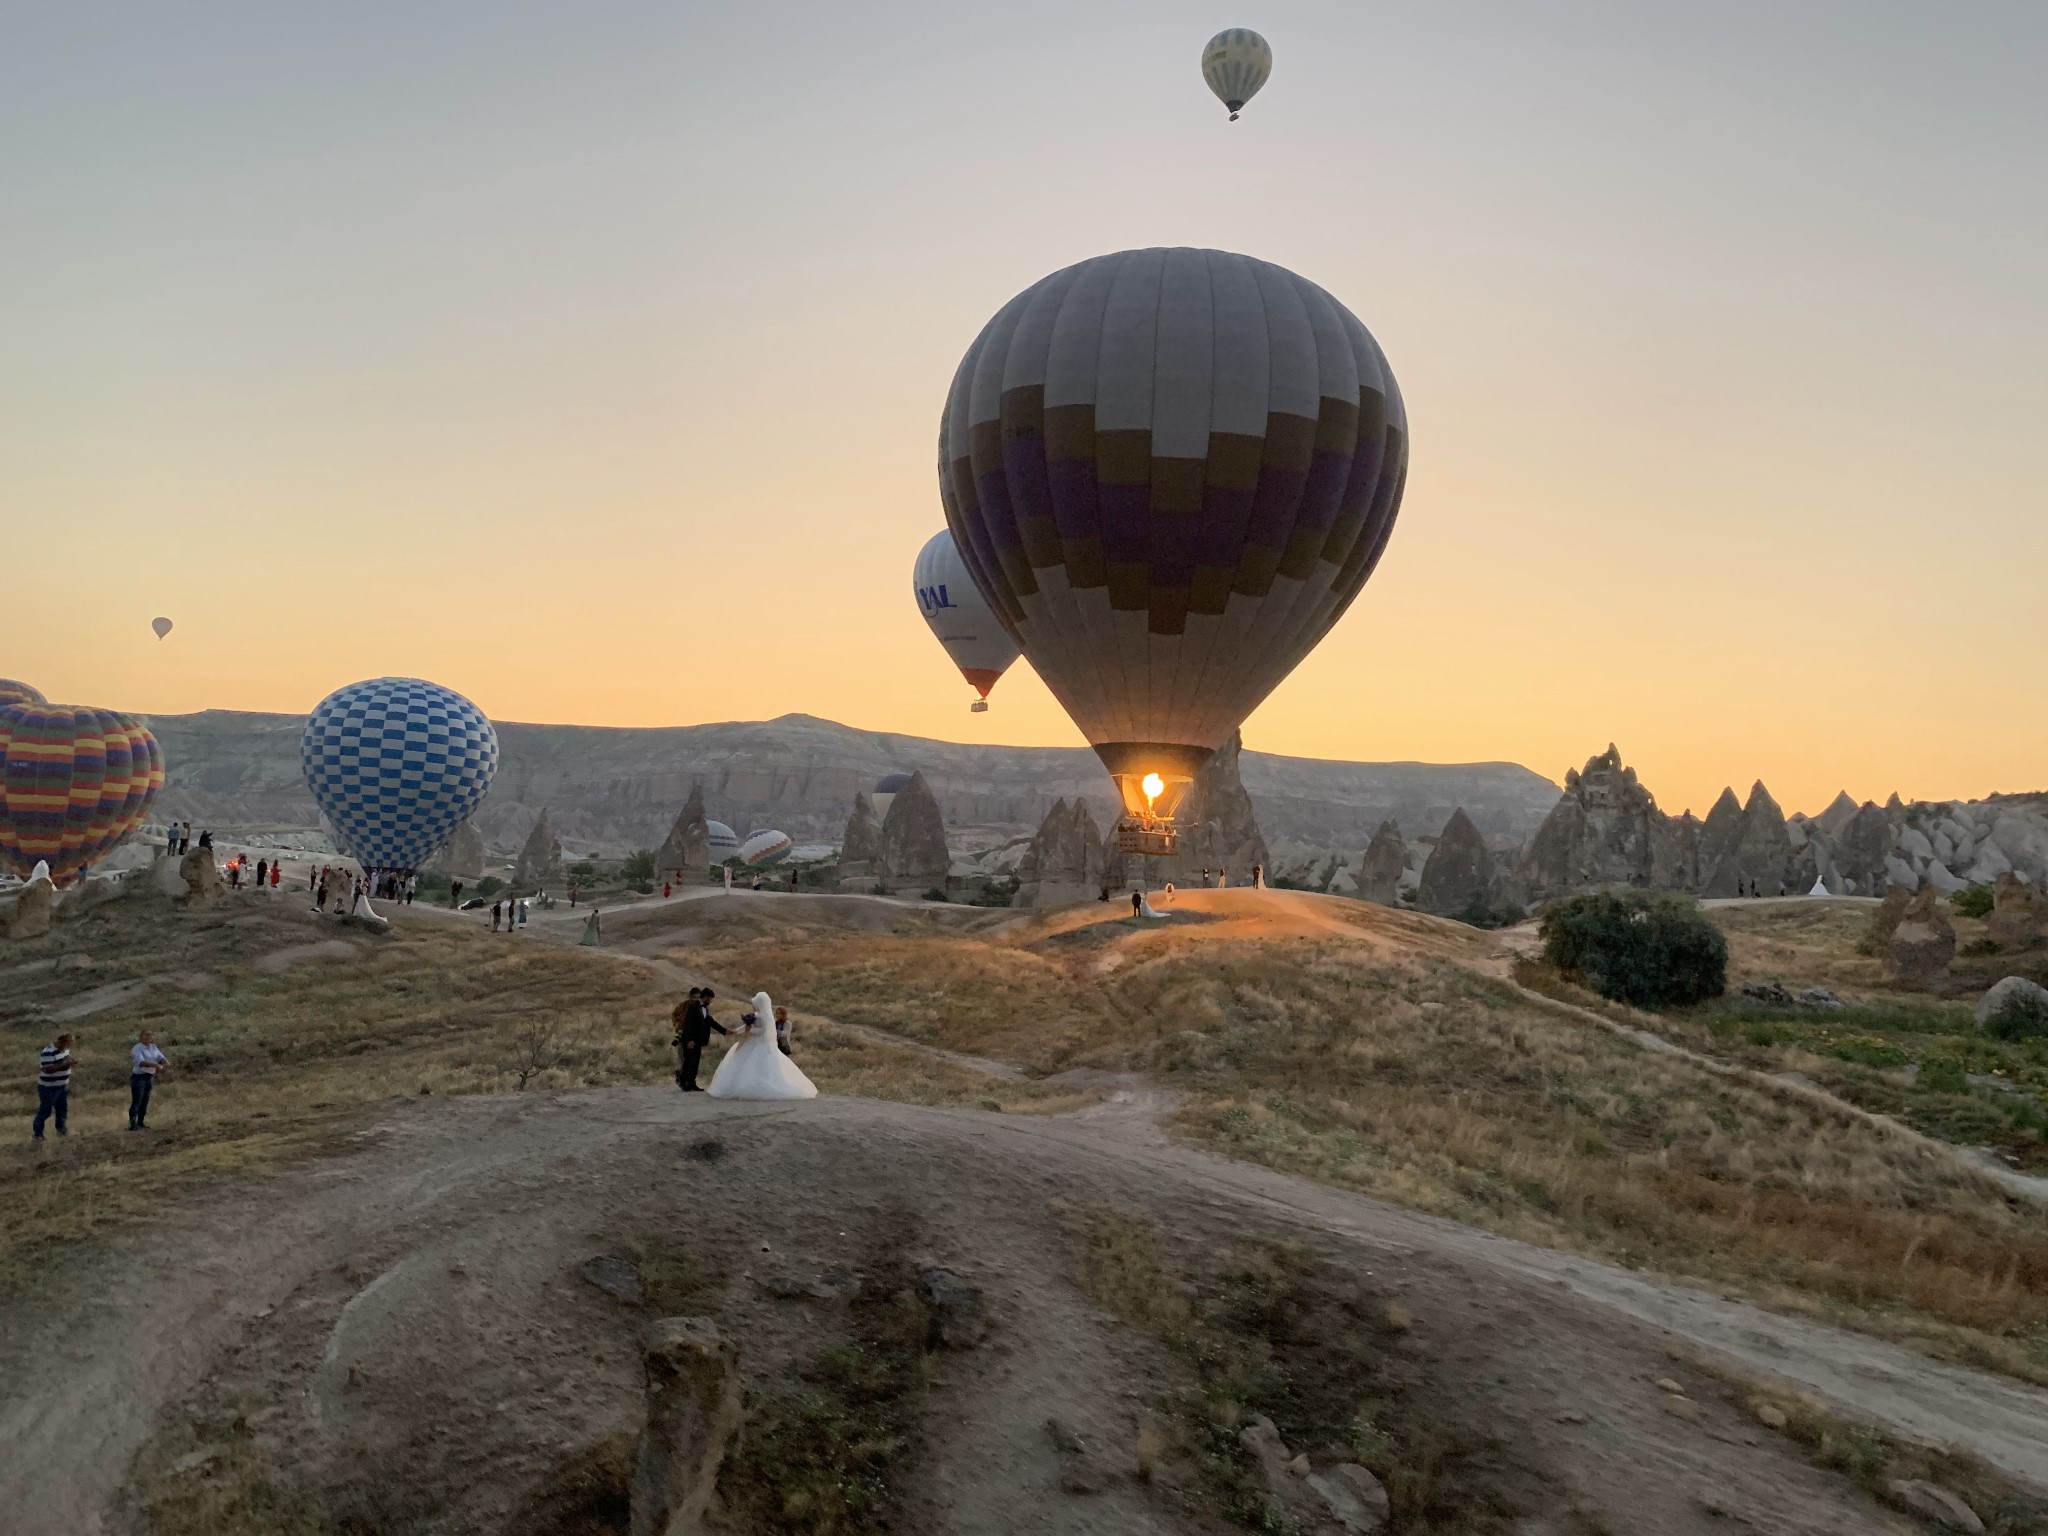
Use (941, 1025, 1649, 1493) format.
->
(740, 829, 794, 867)
(913, 528, 1021, 713)
(706, 821, 742, 859)
(300, 677, 499, 873)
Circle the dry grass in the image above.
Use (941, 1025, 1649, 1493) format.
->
(0, 893, 1067, 1294)
(685, 905, 2048, 1383)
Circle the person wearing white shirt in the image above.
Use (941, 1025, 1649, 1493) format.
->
(129, 1031, 169, 1131)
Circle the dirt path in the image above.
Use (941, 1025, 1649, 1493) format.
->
(5, 1083, 2046, 1535)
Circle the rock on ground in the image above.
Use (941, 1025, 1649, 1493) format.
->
(514, 810, 565, 894)
(1975, 976, 2048, 1035)
(1885, 1479, 1985, 1532)
(3, 875, 56, 939)
(1986, 871, 2048, 950)
(631, 1317, 741, 1536)
(179, 847, 225, 904)
(1884, 885, 1956, 990)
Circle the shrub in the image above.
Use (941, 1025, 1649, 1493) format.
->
(1952, 884, 1996, 919)
(622, 848, 656, 883)
(1539, 892, 1728, 1009)
(475, 875, 504, 899)
(923, 887, 949, 903)
(1982, 986, 2048, 1043)
(1824, 1035, 1910, 1070)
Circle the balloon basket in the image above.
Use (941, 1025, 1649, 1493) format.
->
(1116, 820, 1178, 857)
(970, 699, 988, 713)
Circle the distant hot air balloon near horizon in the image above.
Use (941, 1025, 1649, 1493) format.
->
(300, 678, 498, 874)
(0, 680, 44, 709)
(739, 829, 794, 867)
(938, 247, 1407, 855)
(870, 772, 912, 823)
(914, 528, 1022, 712)
(0, 703, 164, 882)
(706, 821, 742, 861)
(152, 617, 173, 641)
(1202, 28, 1271, 120)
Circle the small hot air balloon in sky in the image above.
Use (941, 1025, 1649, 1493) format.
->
(1202, 28, 1271, 120)
(0, 679, 44, 708)
(152, 617, 173, 641)
(914, 528, 1022, 712)
(0, 702, 164, 882)
(938, 247, 1407, 855)
(300, 677, 498, 873)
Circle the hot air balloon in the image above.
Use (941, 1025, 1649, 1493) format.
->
(300, 678, 499, 874)
(152, 617, 173, 641)
(739, 829, 794, 867)
(1201, 29, 1271, 120)
(0, 680, 44, 708)
(938, 247, 1407, 855)
(706, 821, 742, 861)
(915, 528, 1023, 712)
(870, 772, 912, 823)
(0, 703, 164, 882)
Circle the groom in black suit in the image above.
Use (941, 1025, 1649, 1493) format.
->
(671, 987, 727, 1092)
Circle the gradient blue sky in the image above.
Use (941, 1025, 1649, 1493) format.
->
(3, 2, 2042, 814)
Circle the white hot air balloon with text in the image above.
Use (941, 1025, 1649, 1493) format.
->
(1201, 29, 1271, 121)
(913, 528, 1022, 712)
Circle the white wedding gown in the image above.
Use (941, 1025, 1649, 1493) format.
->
(707, 991, 818, 1100)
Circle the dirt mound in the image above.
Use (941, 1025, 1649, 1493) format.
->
(15, 1089, 2032, 1536)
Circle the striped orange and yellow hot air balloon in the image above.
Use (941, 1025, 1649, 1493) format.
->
(0, 703, 164, 882)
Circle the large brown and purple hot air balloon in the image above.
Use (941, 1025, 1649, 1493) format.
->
(0, 703, 164, 883)
(938, 247, 1407, 851)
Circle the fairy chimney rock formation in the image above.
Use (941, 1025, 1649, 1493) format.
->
(879, 771, 949, 889)
(1155, 730, 1269, 889)
(1357, 820, 1407, 905)
(425, 820, 486, 882)
(1417, 808, 1496, 916)
(1884, 884, 1955, 990)
(1521, 745, 1697, 899)
(654, 786, 711, 879)
(1702, 782, 1793, 897)
(1012, 797, 1107, 907)
(514, 810, 565, 894)
(1833, 803, 1896, 895)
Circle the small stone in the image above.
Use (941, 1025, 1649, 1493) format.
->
(1885, 1480, 1984, 1532)
(579, 1255, 643, 1304)
(1655, 1377, 1684, 1394)
(1753, 1402, 1787, 1430)
(1287, 1452, 1311, 1477)
(1059, 1465, 1107, 1496)
(170, 1446, 226, 1476)
(914, 1260, 987, 1349)
(1554, 1409, 1587, 1425)
(1305, 1462, 1390, 1534)
(1045, 1417, 1087, 1456)
(1661, 1395, 1701, 1421)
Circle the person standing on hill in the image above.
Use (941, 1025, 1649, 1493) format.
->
(671, 988, 728, 1091)
(33, 1033, 74, 1140)
(255, 857, 268, 890)
(129, 1030, 168, 1130)
(491, 900, 502, 932)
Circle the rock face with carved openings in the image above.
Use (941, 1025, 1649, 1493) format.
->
(1417, 808, 1496, 916)
(1884, 885, 1955, 990)
(514, 810, 564, 894)
(878, 771, 949, 890)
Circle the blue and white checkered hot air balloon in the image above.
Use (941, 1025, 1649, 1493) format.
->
(301, 677, 499, 873)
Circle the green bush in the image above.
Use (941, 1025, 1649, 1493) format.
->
(1982, 986, 2048, 1042)
(1539, 892, 1728, 1009)
(1952, 884, 1996, 919)
(475, 875, 504, 899)
(622, 848, 656, 883)
(1824, 1035, 1910, 1070)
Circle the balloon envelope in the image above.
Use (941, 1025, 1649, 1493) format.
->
(739, 829, 794, 867)
(0, 703, 164, 880)
(914, 528, 1022, 704)
(706, 821, 742, 859)
(300, 678, 499, 872)
(152, 617, 173, 640)
(938, 247, 1406, 819)
(0, 679, 44, 708)
(1201, 28, 1272, 118)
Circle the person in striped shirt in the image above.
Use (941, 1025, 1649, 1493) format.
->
(33, 1033, 74, 1140)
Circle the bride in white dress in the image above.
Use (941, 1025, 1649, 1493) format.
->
(706, 990, 818, 1100)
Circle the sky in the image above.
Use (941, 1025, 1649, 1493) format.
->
(3, 2, 2043, 818)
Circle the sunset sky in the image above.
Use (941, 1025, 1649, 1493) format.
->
(4, 2, 2042, 817)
